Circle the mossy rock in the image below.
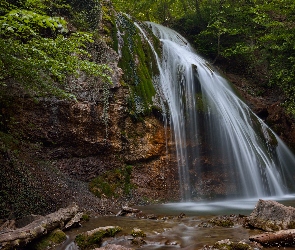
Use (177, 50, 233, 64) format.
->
(209, 216, 235, 227)
(213, 239, 251, 250)
(75, 226, 122, 250)
(116, 14, 160, 120)
(131, 228, 146, 237)
(28, 229, 67, 250)
(81, 213, 90, 222)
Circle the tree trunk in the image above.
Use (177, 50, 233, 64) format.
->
(250, 229, 295, 246)
(0, 203, 79, 250)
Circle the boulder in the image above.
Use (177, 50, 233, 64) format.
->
(246, 199, 295, 231)
(75, 226, 122, 249)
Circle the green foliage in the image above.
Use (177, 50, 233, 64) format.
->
(75, 226, 122, 250)
(81, 213, 90, 222)
(112, 0, 196, 23)
(28, 229, 67, 250)
(173, 0, 295, 117)
(89, 165, 135, 198)
(0, 0, 112, 100)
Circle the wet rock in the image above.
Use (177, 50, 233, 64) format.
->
(147, 214, 158, 220)
(64, 212, 83, 230)
(95, 244, 133, 250)
(131, 237, 146, 246)
(178, 212, 186, 218)
(202, 239, 252, 250)
(75, 226, 122, 249)
(28, 229, 67, 249)
(209, 214, 245, 227)
(246, 199, 295, 231)
(165, 240, 179, 246)
(197, 221, 214, 228)
(131, 228, 146, 237)
(116, 207, 141, 217)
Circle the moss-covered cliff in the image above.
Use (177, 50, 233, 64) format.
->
(0, 0, 179, 219)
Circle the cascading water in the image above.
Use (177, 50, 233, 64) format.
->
(138, 22, 295, 201)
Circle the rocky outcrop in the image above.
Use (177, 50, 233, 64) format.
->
(246, 199, 295, 231)
(0, 3, 179, 219)
(247, 200, 295, 246)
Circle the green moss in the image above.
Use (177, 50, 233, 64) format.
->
(75, 226, 122, 250)
(213, 241, 251, 250)
(288, 221, 295, 229)
(29, 229, 67, 250)
(131, 228, 146, 237)
(81, 213, 90, 222)
(89, 165, 135, 198)
(233, 242, 252, 250)
(209, 217, 234, 227)
(116, 14, 160, 120)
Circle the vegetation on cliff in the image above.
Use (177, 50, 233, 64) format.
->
(0, 0, 174, 220)
(0, 0, 112, 99)
(0, 0, 115, 219)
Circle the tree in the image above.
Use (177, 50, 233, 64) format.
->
(0, 0, 111, 99)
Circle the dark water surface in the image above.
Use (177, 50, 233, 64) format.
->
(57, 195, 295, 250)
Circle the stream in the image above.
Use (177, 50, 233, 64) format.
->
(56, 195, 295, 250)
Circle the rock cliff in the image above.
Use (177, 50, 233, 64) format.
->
(0, 1, 179, 219)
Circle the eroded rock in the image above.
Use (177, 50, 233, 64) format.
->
(246, 199, 295, 231)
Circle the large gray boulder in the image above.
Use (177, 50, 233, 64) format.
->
(246, 199, 295, 231)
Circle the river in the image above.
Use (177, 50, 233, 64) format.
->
(56, 195, 295, 250)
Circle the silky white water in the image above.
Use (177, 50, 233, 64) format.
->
(137, 22, 295, 201)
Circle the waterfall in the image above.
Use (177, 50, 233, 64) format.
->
(137, 22, 295, 201)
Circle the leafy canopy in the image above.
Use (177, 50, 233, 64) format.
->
(0, 0, 111, 99)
